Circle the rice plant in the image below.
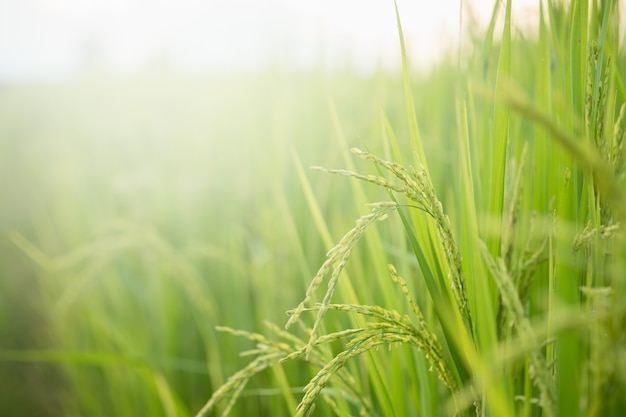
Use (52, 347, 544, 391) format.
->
(199, 0, 626, 416)
(1, 0, 625, 416)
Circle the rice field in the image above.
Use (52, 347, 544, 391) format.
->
(1, 1, 625, 416)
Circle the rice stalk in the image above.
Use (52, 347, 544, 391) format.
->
(496, 142, 527, 336)
(514, 212, 551, 307)
(492, 82, 626, 225)
(285, 201, 399, 359)
(500, 142, 527, 271)
(195, 323, 370, 417)
(195, 352, 281, 417)
(585, 41, 610, 157)
(479, 241, 555, 417)
(581, 287, 615, 416)
(296, 328, 444, 417)
(387, 264, 427, 330)
(611, 103, 626, 178)
(321, 148, 471, 329)
(572, 221, 621, 251)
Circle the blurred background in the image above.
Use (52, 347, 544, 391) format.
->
(0, 0, 544, 82)
(0, 1, 542, 416)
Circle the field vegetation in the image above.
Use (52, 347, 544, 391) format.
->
(1, 0, 625, 416)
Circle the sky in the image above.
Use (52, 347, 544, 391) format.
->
(0, 0, 542, 82)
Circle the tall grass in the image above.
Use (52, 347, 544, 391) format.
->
(1, 0, 625, 416)
(0, 71, 407, 416)
(200, 0, 626, 416)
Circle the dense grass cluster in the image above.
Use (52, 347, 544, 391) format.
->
(1, 0, 625, 416)
(201, 1, 626, 416)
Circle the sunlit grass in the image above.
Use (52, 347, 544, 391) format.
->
(1, 0, 625, 416)
(199, 1, 626, 416)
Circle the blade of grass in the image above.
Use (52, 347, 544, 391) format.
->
(487, 0, 512, 258)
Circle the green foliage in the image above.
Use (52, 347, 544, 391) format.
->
(200, 1, 626, 416)
(2, 1, 626, 416)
